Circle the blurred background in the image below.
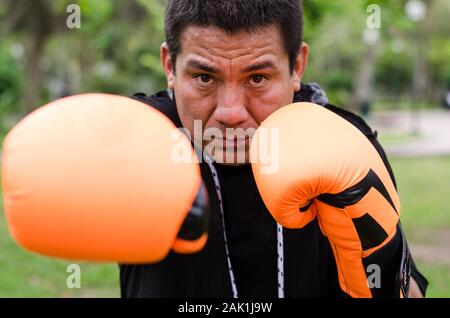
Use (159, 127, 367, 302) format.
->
(0, 0, 449, 297)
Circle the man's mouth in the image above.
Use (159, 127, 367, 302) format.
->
(222, 137, 250, 148)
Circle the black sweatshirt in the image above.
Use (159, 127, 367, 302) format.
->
(119, 84, 428, 298)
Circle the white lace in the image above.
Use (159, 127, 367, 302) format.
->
(203, 155, 285, 298)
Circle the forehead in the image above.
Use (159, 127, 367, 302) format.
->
(177, 25, 286, 64)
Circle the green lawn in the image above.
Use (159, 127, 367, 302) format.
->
(0, 157, 449, 297)
(391, 157, 450, 236)
(389, 156, 450, 298)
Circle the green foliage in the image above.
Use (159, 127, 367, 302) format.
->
(137, 0, 165, 34)
(0, 2, 5, 18)
(0, 0, 448, 113)
(375, 49, 413, 94)
(0, 54, 20, 111)
(428, 38, 450, 88)
(0, 43, 22, 136)
(321, 70, 354, 106)
(302, 2, 367, 107)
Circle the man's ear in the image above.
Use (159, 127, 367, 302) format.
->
(161, 42, 175, 89)
(293, 42, 309, 92)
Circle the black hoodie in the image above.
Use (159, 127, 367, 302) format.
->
(119, 84, 427, 298)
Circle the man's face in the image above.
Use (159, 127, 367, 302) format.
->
(161, 25, 308, 164)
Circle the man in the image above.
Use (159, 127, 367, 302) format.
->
(119, 0, 427, 297)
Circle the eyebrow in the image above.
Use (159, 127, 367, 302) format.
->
(185, 59, 277, 74)
(186, 60, 219, 74)
(241, 61, 276, 73)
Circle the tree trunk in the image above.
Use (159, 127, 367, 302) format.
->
(22, 35, 46, 114)
(352, 43, 381, 115)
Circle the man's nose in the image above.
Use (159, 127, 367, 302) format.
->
(213, 86, 248, 127)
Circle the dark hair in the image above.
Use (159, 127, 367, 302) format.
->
(164, 0, 303, 72)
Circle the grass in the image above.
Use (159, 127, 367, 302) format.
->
(0, 157, 449, 297)
(415, 263, 450, 298)
(377, 132, 420, 147)
(390, 156, 450, 298)
(372, 99, 440, 112)
(390, 157, 450, 237)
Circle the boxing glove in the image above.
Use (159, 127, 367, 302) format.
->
(251, 102, 400, 298)
(1, 94, 207, 264)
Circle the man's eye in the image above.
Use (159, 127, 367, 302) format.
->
(249, 75, 268, 86)
(194, 74, 213, 85)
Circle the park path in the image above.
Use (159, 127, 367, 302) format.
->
(366, 110, 450, 157)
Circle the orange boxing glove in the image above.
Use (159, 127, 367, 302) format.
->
(1, 94, 207, 264)
(251, 102, 400, 298)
